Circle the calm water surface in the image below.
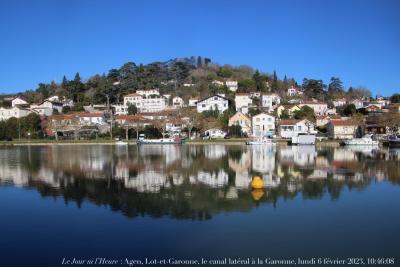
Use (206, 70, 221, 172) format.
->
(0, 144, 399, 266)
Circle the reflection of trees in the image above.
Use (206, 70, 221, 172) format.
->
(0, 145, 399, 220)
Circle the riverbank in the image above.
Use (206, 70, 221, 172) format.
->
(1, 138, 343, 146)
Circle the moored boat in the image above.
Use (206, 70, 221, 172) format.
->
(388, 135, 400, 148)
(344, 134, 379, 146)
(136, 134, 183, 144)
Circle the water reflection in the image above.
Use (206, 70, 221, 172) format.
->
(0, 144, 399, 219)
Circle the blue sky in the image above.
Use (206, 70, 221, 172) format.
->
(0, 0, 399, 96)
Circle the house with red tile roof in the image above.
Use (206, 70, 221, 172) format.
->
(327, 120, 358, 139)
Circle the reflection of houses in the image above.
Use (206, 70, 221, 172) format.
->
(190, 170, 228, 188)
(124, 171, 170, 193)
(204, 145, 227, 159)
(263, 174, 281, 188)
(279, 146, 316, 166)
(251, 146, 276, 173)
(234, 172, 252, 189)
(307, 169, 328, 180)
(228, 150, 251, 173)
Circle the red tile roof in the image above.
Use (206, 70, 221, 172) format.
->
(329, 120, 357, 126)
(279, 119, 301, 125)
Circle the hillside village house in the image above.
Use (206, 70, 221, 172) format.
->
(276, 105, 300, 118)
(30, 100, 63, 115)
(261, 94, 281, 112)
(225, 80, 238, 92)
(228, 112, 251, 135)
(352, 99, 367, 109)
(212, 80, 224, 87)
(287, 87, 303, 97)
(11, 96, 29, 107)
(252, 113, 276, 138)
(234, 93, 252, 114)
(188, 97, 199, 107)
(299, 101, 328, 116)
(136, 89, 160, 97)
(0, 106, 32, 121)
(123, 93, 166, 113)
(46, 95, 74, 107)
(327, 120, 358, 139)
(196, 95, 229, 113)
(172, 96, 184, 108)
(279, 119, 316, 138)
(77, 113, 107, 126)
(332, 98, 347, 107)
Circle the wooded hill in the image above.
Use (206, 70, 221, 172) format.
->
(1, 56, 377, 110)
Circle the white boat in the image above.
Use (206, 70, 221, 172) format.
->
(136, 134, 183, 144)
(115, 140, 128, 145)
(246, 137, 275, 145)
(344, 134, 379, 146)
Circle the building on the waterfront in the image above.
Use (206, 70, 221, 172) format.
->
(252, 113, 276, 137)
(327, 119, 358, 139)
(228, 112, 251, 135)
(279, 119, 316, 138)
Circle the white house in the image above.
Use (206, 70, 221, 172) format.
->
(205, 128, 227, 139)
(0, 107, 32, 121)
(77, 113, 106, 126)
(279, 119, 316, 139)
(123, 93, 166, 113)
(225, 80, 238, 92)
(212, 80, 224, 87)
(172, 96, 184, 108)
(30, 100, 63, 115)
(188, 97, 199, 107)
(252, 113, 276, 138)
(332, 98, 347, 107)
(287, 87, 303, 97)
(228, 112, 251, 135)
(196, 95, 229, 113)
(30, 106, 53, 116)
(11, 96, 28, 107)
(234, 93, 252, 114)
(46, 95, 74, 107)
(136, 89, 160, 98)
(261, 94, 281, 112)
(299, 101, 328, 116)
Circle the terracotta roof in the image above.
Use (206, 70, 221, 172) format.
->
(279, 119, 301, 125)
(329, 120, 357, 126)
(115, 115, 149, 123)
(76, 112, 104, 117)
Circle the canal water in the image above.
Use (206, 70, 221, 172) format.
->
(0, 145, 399, 266)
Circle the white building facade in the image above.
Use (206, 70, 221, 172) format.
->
(252, 113, 276, 137)
(196, 95, 229, 113)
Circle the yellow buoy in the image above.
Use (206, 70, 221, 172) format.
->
(251, 189, 264, 201)
(251, 176, 264, 189)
